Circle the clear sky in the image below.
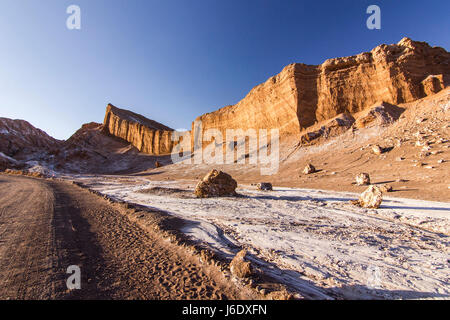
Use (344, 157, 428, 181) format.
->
(0, 0, 449, 139)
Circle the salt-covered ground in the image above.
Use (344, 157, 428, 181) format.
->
(70, 175, 449, 300)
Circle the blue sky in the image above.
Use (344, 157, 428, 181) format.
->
(0, 0, 449, 139)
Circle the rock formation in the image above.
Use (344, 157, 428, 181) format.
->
(300, 112, 355, 144)
(0, 117, 60, 160)
(194, 38, 449, 140)
(354, 102, 405, 129)
(103, 104, 176, 155)
(55, 122, 161, 174)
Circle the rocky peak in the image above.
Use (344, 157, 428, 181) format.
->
(102, 104, 175, 155)
(0, 117, 60, 159)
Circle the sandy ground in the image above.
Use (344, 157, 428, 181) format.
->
(0, 174, 250, 300)
(76, 175, 450, 300)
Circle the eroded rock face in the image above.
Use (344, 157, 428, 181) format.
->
(354, 102, 405, 129)
(194, 38, 450, 139)
(103, 104, 175, 155)
(300, 113, 355, 144)
(0, 117, 60, 160)
(194, 169, 238, 198)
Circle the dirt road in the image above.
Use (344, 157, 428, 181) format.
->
(0, 175, 245, 300)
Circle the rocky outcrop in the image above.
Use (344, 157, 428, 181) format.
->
(230, 250, 252, 278)
(0, 117, 60, 160)
(56, 121, 162, 174)
(300, 112, 355, 144)
(103, 104, 175, 155)
(353, 102, 404, 129)
(194, 38, 450, 139)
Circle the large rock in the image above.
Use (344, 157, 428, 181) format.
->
(194, 38, 450, 140)
(194, 169, 238, 198)
(103, 104, 176, 155)
(358, 185, 383, 209)
(230, 249, 252, 278)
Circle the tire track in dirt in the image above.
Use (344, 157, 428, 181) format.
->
(0, 175, 247, 299)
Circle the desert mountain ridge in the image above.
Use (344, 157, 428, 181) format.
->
(1, 37, 449, 201)
(99, 37, 449, 154)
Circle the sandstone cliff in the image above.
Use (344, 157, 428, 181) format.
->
(195, 38, 450, 138)
(102, 104, 175, 155)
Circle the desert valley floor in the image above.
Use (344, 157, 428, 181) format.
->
(71, 174, 449, 300)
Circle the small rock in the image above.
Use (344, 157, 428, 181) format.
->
(256, 182, 273, 191)
(355, 173, 371, 186)
(379, 184, 393, 193)
(372, 145, 383, 155)
(230, 249, 252, 278)
(395, 157, 405, 161)
(303, 164, 316, 175)
(437, 159, 445, 164)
